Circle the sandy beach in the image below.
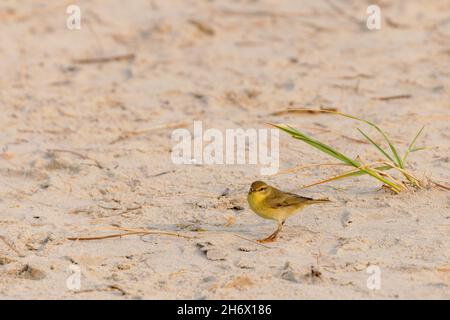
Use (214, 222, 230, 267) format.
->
(0, 0, 449, 299)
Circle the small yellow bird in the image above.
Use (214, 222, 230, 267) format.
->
(247, 181, 330, 243)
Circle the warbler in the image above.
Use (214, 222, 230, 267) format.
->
(247, 181, 329, 242)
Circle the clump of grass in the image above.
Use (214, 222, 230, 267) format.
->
(271, 110, 428, 194)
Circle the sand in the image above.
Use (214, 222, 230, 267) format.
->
(0, 0, 449, 299)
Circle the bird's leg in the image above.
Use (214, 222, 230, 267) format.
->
(257, 220, 285, 243)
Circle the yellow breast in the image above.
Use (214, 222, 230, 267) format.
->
(247, 193, 278, 220)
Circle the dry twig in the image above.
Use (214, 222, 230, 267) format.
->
(110, 121, 188, 144)
(68, 227, 192, 241)
(372, 94, 412, 101)
(47, 149, 103, 169)
(72, 53, 135, 64)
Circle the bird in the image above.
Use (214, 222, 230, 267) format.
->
(247, 181, 330, 243)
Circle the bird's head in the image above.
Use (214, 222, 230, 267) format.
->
(248, 181, 271, 198)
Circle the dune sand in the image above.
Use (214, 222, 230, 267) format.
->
(0, 0, 449, 299)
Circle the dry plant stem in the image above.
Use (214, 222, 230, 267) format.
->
(110, 121, 188, 144)
(300, 170, 360, 189)
(68, 227, 192, 241)
(372, 168, 408, 191)
(268, 107, 338, 116)
(74, 285, 127, 295)
(95, 205, 143, 218)
(299, 161, 400, 191)
(382, 161, 423, 188)
(357, 159, 407, 192)
(431, 181, 450, 191)
(275, 162, 349, 176)
(109, 227, 270, 248)
(350, 166, 402, 193)
(372, 94, 412, 101)
(231, 233, 271, 248)
(72, 53, 135, 64)
(188, 20, 215, 36)
(68, 231, 148, 241)
(47, 149, 103, 169)
(366, 160, 409, 189)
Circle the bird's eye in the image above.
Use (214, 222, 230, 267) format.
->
(259, 187, 266, 191)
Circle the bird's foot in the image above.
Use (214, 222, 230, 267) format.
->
(257, 233, 278, 243)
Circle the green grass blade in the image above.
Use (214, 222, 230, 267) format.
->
(271, 123, 403, 192)
(357, 128, 394, 162)
(284, 109, 404, 168)
(336, 113, 403, 168)
(272, 124, 360, 167)
(403, 126, 425, 164)
(410, 146, 427, 152)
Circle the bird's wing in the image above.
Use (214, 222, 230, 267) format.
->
(265, 191, 313, 209)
